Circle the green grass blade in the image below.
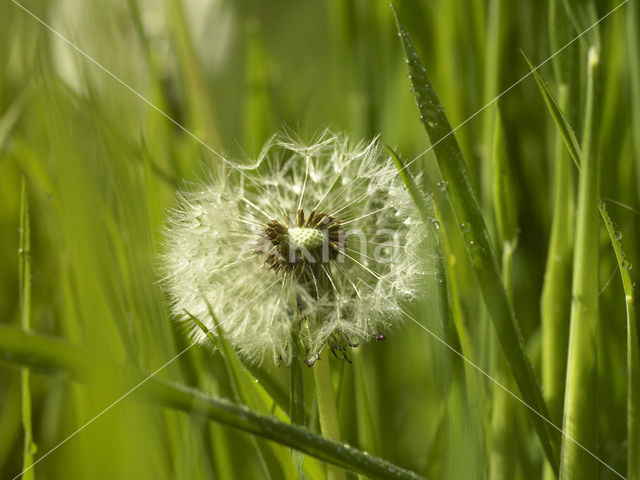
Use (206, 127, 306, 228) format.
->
(489, 107, 519, 480)
(560, 0, 600, 51)
(480, 0, 504, 224)
(540, 84, 573, 429)
(313, 356, 347, 480)
(522, 53, 581, 168)
(526, 45, 639, 480)
(389, 146, 472, 379)
(0, 91, 25, 155)
(352, 349, 379, 457)
(186, 311, 297, 480)
(391, 6, 559, 470)
(626, 2, 640, 476)
(386, 146, 430, 222)
(289, 321, 305, 478)
(19, 178, 35, 480)
(600, 201, 639, 480)
(167, 0, 221, 153)
(559, 46, 600, 480)
(630, 0, 640, 211)
(0, 325, 425, 480)
(491, 108, 516, 248)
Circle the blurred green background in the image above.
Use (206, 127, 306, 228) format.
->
(0, 0, 637, 479)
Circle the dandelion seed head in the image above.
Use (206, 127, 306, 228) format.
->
(161, 131, 433, 365)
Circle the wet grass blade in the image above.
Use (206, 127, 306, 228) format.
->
(626, 2, 640, 477)
(527, 46, 636, 480)
(391, 5, 559, 471)
(0, 325, 425, 480)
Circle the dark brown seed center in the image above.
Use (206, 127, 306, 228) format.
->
(260, 209, 344, 273)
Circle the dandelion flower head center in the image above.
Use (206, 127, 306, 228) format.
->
(262, 208, 344, 273)
(289, 227, 324, 250)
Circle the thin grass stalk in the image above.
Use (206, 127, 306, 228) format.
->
(313, 355, 347, 480)
(489, 107, 518, 479)
(629, 0, 640, 209)
(19, 178, 35, 480)
(352, 349, 379, 456)
(542, 1, 576, 451)
(392, 6, 559, 469)
(541, 84, 573, 426)
(167, 0, 221, 153)
(541, 84, 573, 480)
(480, 0, 502, 226)
(560, 46, 600, 480)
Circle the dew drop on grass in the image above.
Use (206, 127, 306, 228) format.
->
(615, 231, 622, 240)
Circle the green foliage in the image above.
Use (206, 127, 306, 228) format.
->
(0, 0, 637, 479)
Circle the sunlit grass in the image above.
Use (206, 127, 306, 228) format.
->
(0, 1, 638, 479)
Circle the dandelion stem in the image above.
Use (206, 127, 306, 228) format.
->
(313, 356, 347, 480)
(290, 321, 305, 476)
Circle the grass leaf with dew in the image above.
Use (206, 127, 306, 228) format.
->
(391, 5, 560, 470)
(0, 325, 425, 480)
(526, 50, 639, 479)
(626, 2, 640, 477)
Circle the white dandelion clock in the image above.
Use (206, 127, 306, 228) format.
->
(162, 131, 430, 365)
